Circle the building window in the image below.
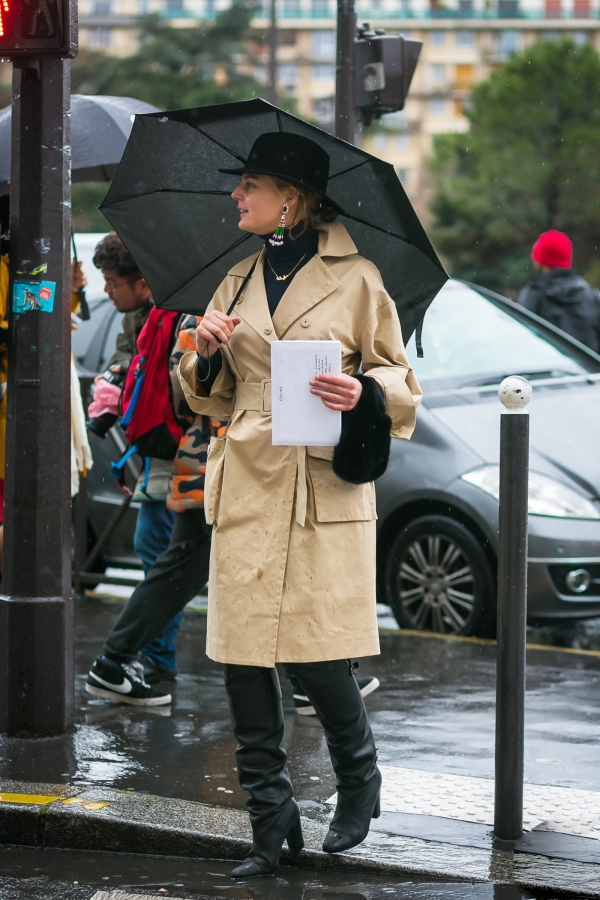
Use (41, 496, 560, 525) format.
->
(455, 62, 475, 89)
(431, 30, 445, 46)
(572, 29, 589, 42)
(395, 133, 410, 152)
(313, 29, 335, 59)
(456, 29, 474, 46)
(497, 0, 520, 15)
(166, 0, 184, 11)
(313, 64, 335, 80)
(279, 30, 296, 45)
(92, 0, 111, 13)
(279, 64, 299, 87)
(89, 28, 113, 47)
(313, 95, 335, 125)
(431, 63, 444, 85)
(458, 0, 473, 13)
(371, 133, 388, 153)
(283, 0, 300, 15)
(429, 97, 445, 116)
(396, 167, 408, 184)
(138, 0, 150, 11)
(574, 0, 591, 16)
(312, 0, 330, 14)
(544, 0, 561, 15)
(495, 30, 522, 56)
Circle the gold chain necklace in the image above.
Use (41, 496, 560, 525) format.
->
(267, 254, 307, 282)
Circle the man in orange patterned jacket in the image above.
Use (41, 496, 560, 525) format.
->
(86, 317, 225, 706)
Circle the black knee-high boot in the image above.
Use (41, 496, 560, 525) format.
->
(224, 664, 304, 877)
(288, 659, 381, 854)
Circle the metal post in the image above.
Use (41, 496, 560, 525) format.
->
(494, 375, 532, 841)
(0, 58, 73, 736)
(267, 0, 277, 106)
(335, 0, 357, 143)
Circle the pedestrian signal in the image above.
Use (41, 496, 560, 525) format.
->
(0, 0, 76, 58)
(354, 24, 422, 125)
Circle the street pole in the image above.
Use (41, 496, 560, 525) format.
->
(494, 375, 532, 842)
(335, 0, 357, 143)
(0, 58, 73, 736)
(267, 0, 277, 106)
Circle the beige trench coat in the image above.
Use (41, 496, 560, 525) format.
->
(178, 222, 422, 667)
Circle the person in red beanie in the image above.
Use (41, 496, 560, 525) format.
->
(519, 230, 600, 353)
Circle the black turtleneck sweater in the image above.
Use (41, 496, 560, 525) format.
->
(197, 226, 319, 390)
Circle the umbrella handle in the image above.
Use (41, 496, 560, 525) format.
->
(198, 254, 259, 384)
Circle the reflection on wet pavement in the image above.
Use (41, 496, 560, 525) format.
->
(0, 845, 544, 899)
(0, 594, 599, 810)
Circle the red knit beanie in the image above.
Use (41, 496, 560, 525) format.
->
(532, 230, 572, 268)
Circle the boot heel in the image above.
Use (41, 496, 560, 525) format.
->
(372, 790, 381, 819)
(286, 816, 305, 852)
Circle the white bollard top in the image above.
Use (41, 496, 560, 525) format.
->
(498, 375, 532, 413)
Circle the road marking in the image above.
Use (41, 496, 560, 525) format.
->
(0, 792, 59, 805)
(91, 893, 171, 900)
(328, 766, 600, 840)
(380, 627, 600, 658)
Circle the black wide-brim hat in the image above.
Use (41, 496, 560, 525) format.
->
(219, 131, 341, 211)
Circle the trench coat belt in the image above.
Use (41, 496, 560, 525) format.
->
(233, 380, 308, 528)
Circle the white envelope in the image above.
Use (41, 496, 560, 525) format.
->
(271, 340, 342, 446)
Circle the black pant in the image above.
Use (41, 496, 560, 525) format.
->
(103, 509, 212, 665)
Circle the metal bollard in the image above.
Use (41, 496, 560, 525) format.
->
(494, 375, 532, 842)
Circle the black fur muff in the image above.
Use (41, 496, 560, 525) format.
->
(332, 375, 392, 485)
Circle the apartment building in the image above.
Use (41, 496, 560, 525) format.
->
(78, 0, 600, 213)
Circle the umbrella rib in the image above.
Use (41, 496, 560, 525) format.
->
(341, 212, 413, 245)
(191, 124, 247, 163)
(101, 188, 232, 209)
(276, 109, 283, 132)
(328, 159, 370, 181)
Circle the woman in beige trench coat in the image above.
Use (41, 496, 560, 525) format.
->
(178, 132, 422, 878)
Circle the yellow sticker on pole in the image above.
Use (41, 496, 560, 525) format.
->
(0, 793, 60, 805)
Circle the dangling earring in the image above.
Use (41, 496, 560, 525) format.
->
(269, 202, 288, 247)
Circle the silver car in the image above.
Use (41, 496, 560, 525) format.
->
(377, 279, 600, 637)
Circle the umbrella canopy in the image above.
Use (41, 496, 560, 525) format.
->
(100, 98, 448, 340)
(0, 94, 160, 191)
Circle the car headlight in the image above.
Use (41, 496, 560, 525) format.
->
(461, 466, 600, 519)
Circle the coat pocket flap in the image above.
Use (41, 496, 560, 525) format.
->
(307, 455, 377, 523)
(307, 446, 335, 461)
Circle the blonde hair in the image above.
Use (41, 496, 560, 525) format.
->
(271, 176, 338, 235)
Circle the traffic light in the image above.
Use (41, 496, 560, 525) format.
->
(0, 0, 76, 59)
(354, 24, 422, 125)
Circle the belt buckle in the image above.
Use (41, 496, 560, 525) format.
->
(261, 379, 272, 414)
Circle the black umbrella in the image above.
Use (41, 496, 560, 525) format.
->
(100, 98, 447, 342)
(0, 94, 160, 191)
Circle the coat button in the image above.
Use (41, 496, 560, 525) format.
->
(264, 326, 272, 334)
(301, 317, 311, 328)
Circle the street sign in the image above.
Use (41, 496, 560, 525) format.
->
(0, 0, 76, 58)
(354, 24, 422, 125)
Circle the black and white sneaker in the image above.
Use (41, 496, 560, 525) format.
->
(86, 657, 172, 706)
(293, 675, 381, 716)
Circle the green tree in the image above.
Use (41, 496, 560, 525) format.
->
(428, 39, 600, 293)
(72, 0, 260, 110)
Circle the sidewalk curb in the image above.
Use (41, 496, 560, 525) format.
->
(1, 780, 599, 896)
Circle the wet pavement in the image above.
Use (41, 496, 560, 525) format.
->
(1, 594, 600, 808)
(0, 844, 551, 899)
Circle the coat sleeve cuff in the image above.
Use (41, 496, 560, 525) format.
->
(178, 350, 234, 418)
(332, 374, 392, 485)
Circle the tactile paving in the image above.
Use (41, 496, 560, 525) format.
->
(327, 766, 600, 840)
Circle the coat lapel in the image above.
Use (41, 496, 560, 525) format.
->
(230, 250, 277, 346)
(271, 254, 341, 338)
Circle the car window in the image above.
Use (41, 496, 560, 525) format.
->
(405, 281, 596, 390)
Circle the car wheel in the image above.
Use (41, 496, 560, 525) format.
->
(384, 515, 496, 637)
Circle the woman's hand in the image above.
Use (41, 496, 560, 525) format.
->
(197, 311, 241, 359)
(310, 373, 363, 411)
